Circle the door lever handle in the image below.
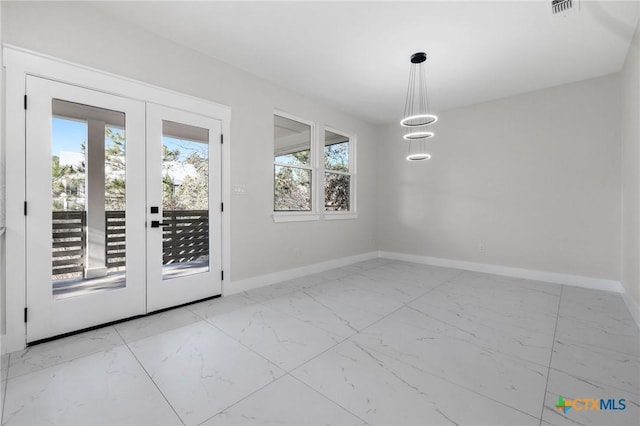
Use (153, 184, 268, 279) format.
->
(151, 220, 170, 228)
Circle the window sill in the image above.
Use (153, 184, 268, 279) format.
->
(324, 212, 358, 220)
(273, 213, 321, 223)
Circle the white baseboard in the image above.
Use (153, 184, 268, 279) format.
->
(225, 251, 379, 296)
(378, 251, 623, 293)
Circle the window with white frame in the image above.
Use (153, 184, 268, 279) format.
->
(324, 129, 353, 212)
(273, 114, 314, 212)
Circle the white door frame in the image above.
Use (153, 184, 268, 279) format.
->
(146, 103, 223, 311)
(26, 77, 147, 342)
(3, 45, 232, 353)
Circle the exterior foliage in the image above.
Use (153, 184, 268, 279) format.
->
(273, 140, 351, 212)
(274, 150, 311, 211)
(324, 142, 350, 211)
(52, 128, 209, 212)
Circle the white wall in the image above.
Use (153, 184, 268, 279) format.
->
(0, 1, 635, 336)
(378, 75, 622, 281)
(0, 0, 4, 339)
(622, 19, 640, 309)
(1, 1, 378, 288)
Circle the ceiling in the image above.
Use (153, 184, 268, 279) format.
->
(91, 1, 640, 125)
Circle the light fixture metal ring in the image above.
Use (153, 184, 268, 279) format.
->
(406, 153, 432, 161)
(400, 114, 438, 128)
(403, 131, 434, 141)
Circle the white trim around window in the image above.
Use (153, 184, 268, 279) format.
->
(273, 110, 317, 221)
(323, 126, 357, 218)
(272, 111, 357, 223)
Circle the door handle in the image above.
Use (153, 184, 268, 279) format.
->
(151, 220, 170, 228)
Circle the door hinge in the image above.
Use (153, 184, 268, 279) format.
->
(221, 270, 224, 281)
(24, 307, 28, 323)
(24, 95, 27, 110)
(220, 134, 224, 144)
(24, 201, 28, 216)
(221, 202, 224, 212)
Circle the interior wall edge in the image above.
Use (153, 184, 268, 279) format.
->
(620, 14, 640, 319)
(621, 288, 640, 329)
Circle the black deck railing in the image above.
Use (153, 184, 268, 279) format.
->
(161, 210, 209, 265)
(52, 211, 86, 276)
(52, 210, 209, 279)
(105, 210, 127, 269)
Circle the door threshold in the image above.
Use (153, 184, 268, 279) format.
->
(27, 294, 222, 347)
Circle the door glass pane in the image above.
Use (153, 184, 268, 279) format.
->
(51, 99, 126, 299)
(161, 120, 210, 280)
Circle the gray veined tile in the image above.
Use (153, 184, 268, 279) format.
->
(1, 375, 6, 423)
(351, 307, 550, 418)
(447, 270, 562, 298)
(2, 346, 181, 426)
(408, 287, 558, 365)
(305, 267, 356, 282)
(557, 286, 639, 353)
(243, 275, 325, 301)
(304, 279, 405, 318)
(7, 326, 124, 380)
(542, 368, 640, 426)
(561, 286, 632, 313)
(114, 305, 201, 343)
(261, 289, 381, 338)
(341, 257, 395, 273)
(413, 273, 561, 328)
(357, 261, 462, 291)
(330, 273, 431, 304)
(397, 301, 554, 366)
(559, 287, 638, 327)
(202, 375, 366, 426)
(129, 320, 285, 426)
(210, 303, 343, 371)
(187, 293, 258, 321)
(558, 287, 635, 326)
(2, 259, 635, 426)
(436, 273, 562, 316)
(555, 318, 640, 358)
(550, 337, 640, 396)
(292, 340, 539, 426)
(1, 353, 8, 382)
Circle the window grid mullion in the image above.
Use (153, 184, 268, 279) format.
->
(324, 170, 351, 177)
(274, 162, 313, 171)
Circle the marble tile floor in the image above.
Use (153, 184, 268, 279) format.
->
(1, 258, 638, 425)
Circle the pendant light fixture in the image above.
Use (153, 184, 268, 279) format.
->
(401, 52, 437, 161)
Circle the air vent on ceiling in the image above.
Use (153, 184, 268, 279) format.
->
(551, 0, 579, 15)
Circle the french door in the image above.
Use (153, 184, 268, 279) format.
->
(25, 77, 222, 342)
(145, 104, 222, 312)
